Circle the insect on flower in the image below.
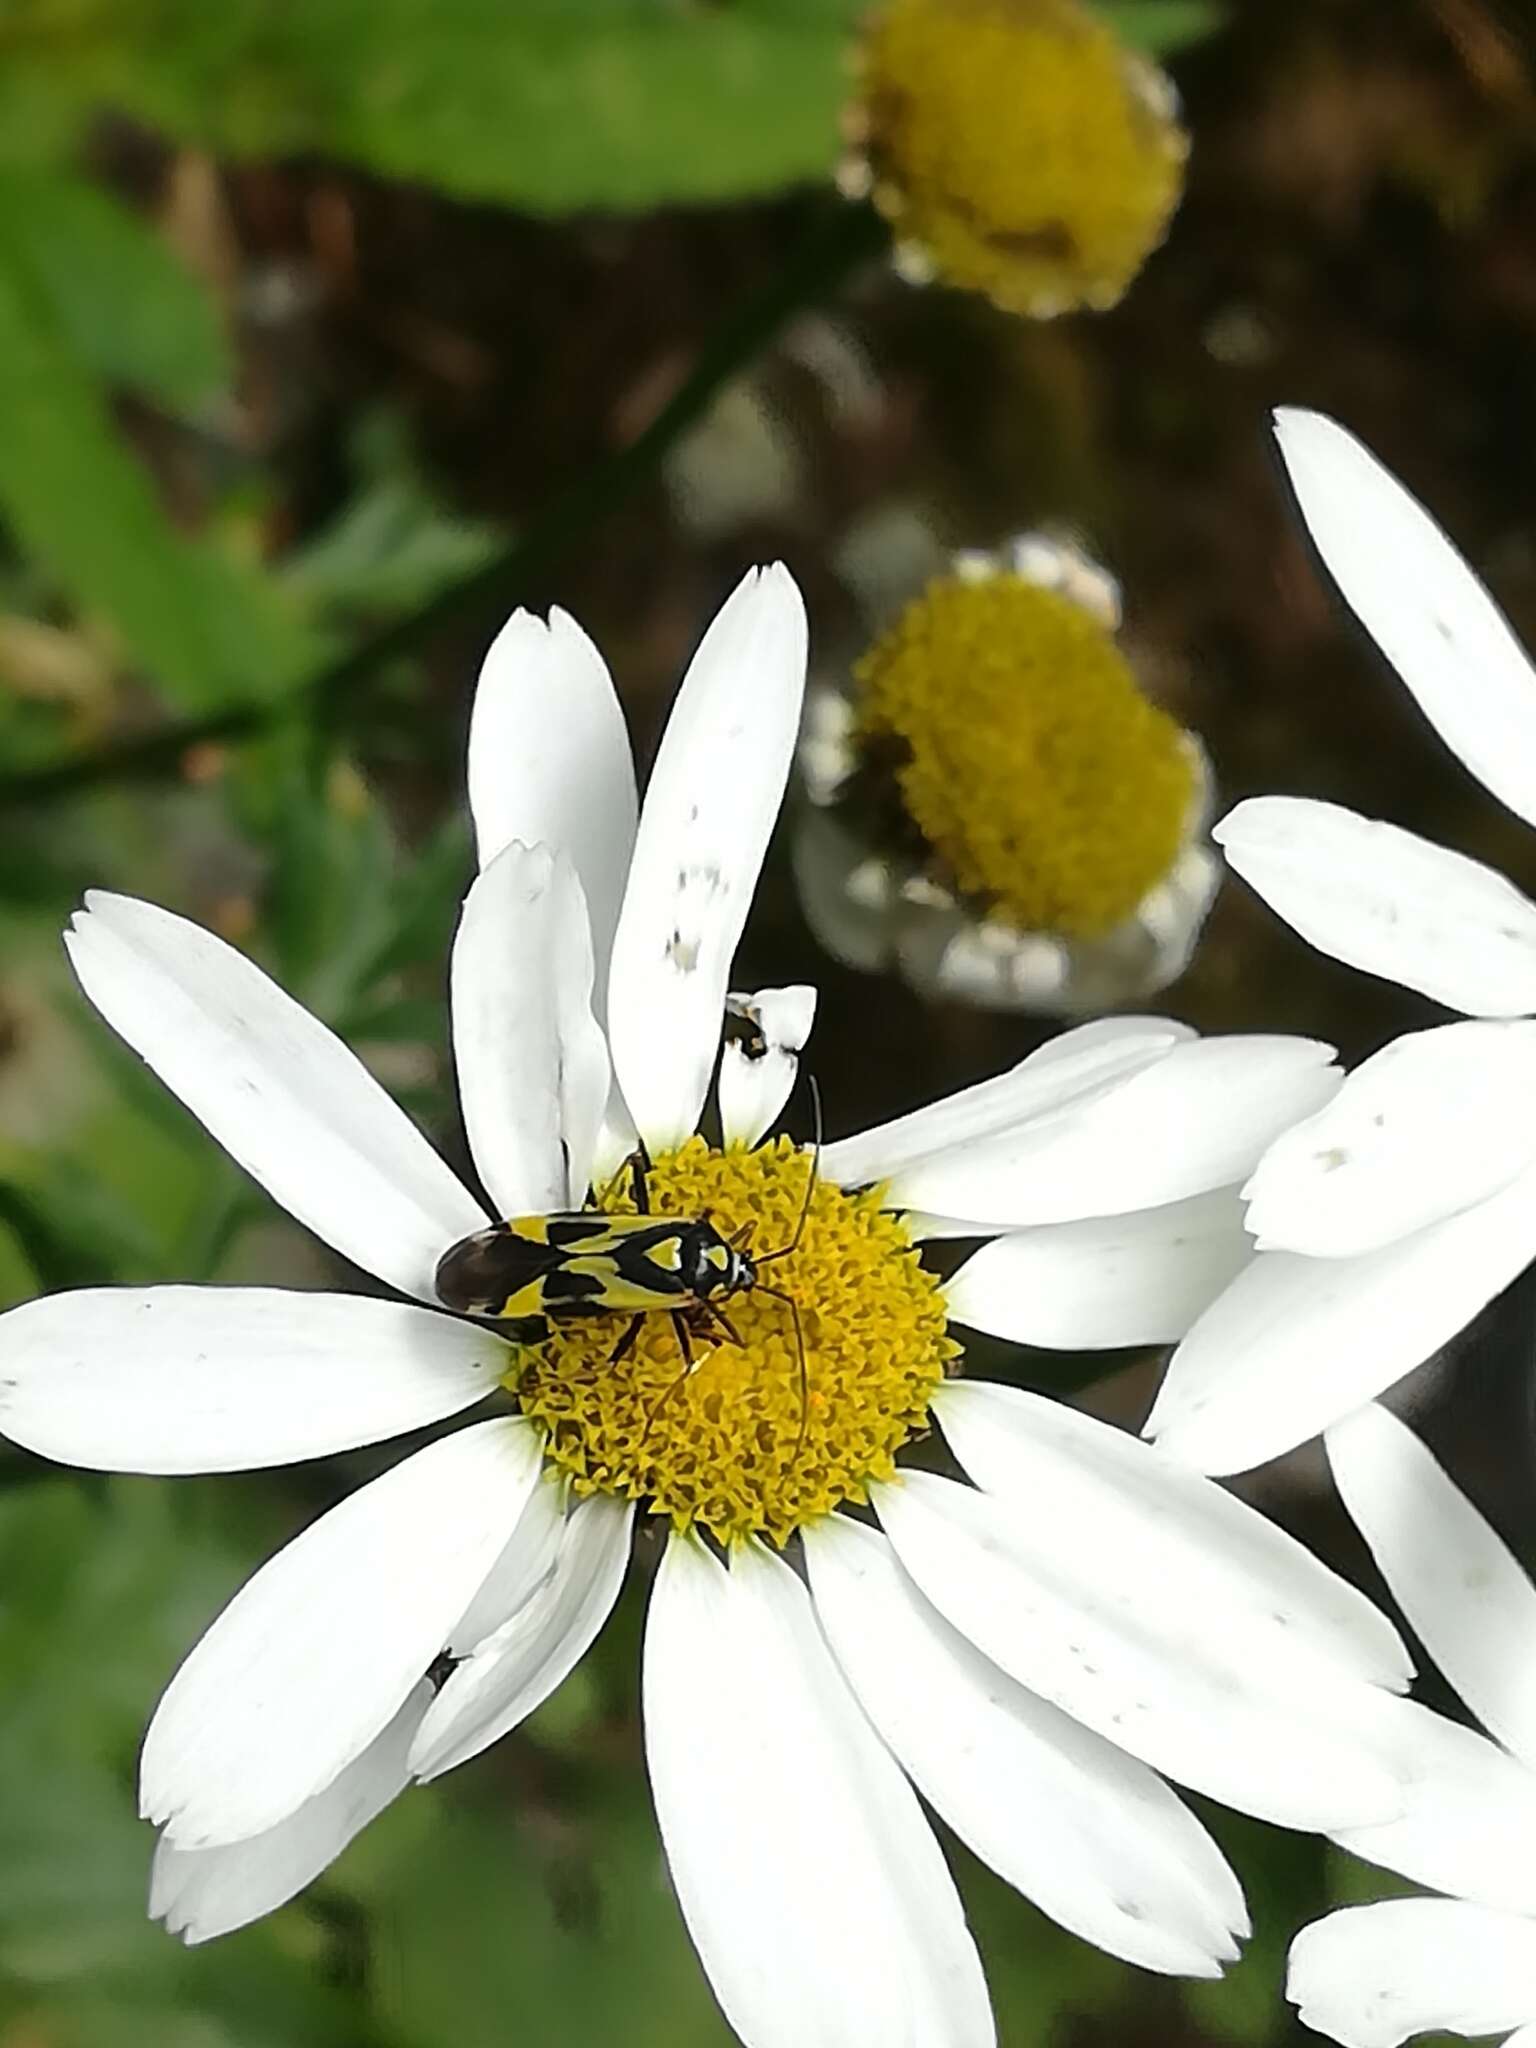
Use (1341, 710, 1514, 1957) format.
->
(434, 1082, 822, 1447)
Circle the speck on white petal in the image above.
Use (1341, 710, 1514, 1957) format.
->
(412, 1491, 633, 1781)
(1328, 1405, 1536, 1775)
(1148, 1160, 1536, 1476)
(875, 1463, 1407, 1833)
(821, 1017, 1185, 1191)
(0, 1286, 506, 1473)
(1331, 1695, 1536, 1920)
(64, 892, 486, 1304)
(889, 1035, 1341, 1231)
(1287, 1898, 1536, 2048)
(1216, 797, 1536, 1019)
(151, 1682, 431, 1944)
(643, 1535, 994, 2048)
(804, 1515, 1248, 1977)
(467, 605, 638, 981)
(944, 1188, 1253, 1350)
(450, 841, 610, 1215)
(718, 985, 817, 1148)
(605, 565, 808, 1153)
(141, 1417, 542, 1849)
(1274, 408, 1536, 836)
(1243, 1020, 1536, 1256)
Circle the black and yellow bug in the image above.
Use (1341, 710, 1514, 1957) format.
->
(434, 1083, 820, 1440)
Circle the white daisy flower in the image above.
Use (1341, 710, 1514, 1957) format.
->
(1149, 410, 1536, 1475)
(1, 566, 1415, 2043)
(1289, 1403, 1536, 2048)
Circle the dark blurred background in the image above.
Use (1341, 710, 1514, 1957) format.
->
(3, 0, 1536, 2040)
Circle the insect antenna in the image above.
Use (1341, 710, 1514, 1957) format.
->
(754, 1073, 822, 1268)
(754, 1281, 808, 1463)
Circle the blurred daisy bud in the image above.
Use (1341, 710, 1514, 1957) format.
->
(842, 0, 1188, 318)
(794, 535, 1218, 1013)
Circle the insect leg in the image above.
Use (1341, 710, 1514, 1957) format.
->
(609, 1315, 645, 1367)
(629, 1147, 652, 1214)
(696, 1301, 745, 1348)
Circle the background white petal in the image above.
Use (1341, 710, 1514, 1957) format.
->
(1332, 1698, 1536, 1919)
(822, 1018, 1185, 1190)
(605, 565, 808, 1151)
(450, 841, 610, 1214)
(65, 892, 486, 1303)
(889, 1035, 1340, 1229)
(1216, 797, 1536, 1018)
(1274, 407, 1536, 834)
(467, 605, 638, 978)
(805, 1515, 1248, 1977)
(151, 1681, 430, 1943)
(644, 1535, 994, 2048)
(0, 1286, 506, 1472)
(876, 1468, 1406, 1831)
(412, 1492, 633, 1780)
(1244, 1020, 1536, 1255)
(938, 1383, 1409, 1688)
(1149, 1164, 1536, 1475)
(1328, 1404, 1536, 1773)
(718, 985, 817, 1148)
(1287, 1898, 1536, 2048)
(944, 1189, 1253, 1349)
(141, 1417, 541, 1848)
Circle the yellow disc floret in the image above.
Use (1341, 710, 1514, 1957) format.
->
(852, 0, 1187, 316)
(855, 570, 1194, 936)
(511, 1138, 957, 1548)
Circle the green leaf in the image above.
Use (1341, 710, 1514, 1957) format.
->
(0, 221, 321, 711)
(14, 0, 868, 214)
(1098, 0, 1222, 54)
(0, 170, 230, 406)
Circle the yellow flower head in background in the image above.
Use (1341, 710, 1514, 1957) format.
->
(845, 0, 1189, 317)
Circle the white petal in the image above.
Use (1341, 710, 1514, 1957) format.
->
(805, 1515, 1248, 1977)
(64, 893, 485, 1303)
(644, 1535, 993, 2048)
(937, 1382, 1410, 1689)
(822, 1018, 1187, 1191)
(450, 841, 611, 1215)
(141, 1417, 542, 1848)
(606, 566, 809, 1151)
(1328, 1404, 1536, 1773)
(1332, 1697, 1536, 1919)
(412, 1492, 633, 1781)
(890, 1036, 1341, 1229)
(1216, 797, 1536, 1018)
(446, 1469, 567, 1657)
(876, 1464, 1407, 1832)
(0, 1286, 506, 1473)
(1148, 1162, 1536, 1475)
(1275, 407, 1536, 834)
(718, 985, 817, 1148)
(1245, 1020, 1536, 1255)
(1287, 1899, 1536, 2048)
(944, 1189, 1253, 1349)
(151, 1682, 430, 1943)
(467, 606, 638, 978)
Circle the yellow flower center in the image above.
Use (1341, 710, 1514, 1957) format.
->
(853, 0, 1187, 315)
(510, 1137, 956, 1548)
(855, 570, 1195, 937)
